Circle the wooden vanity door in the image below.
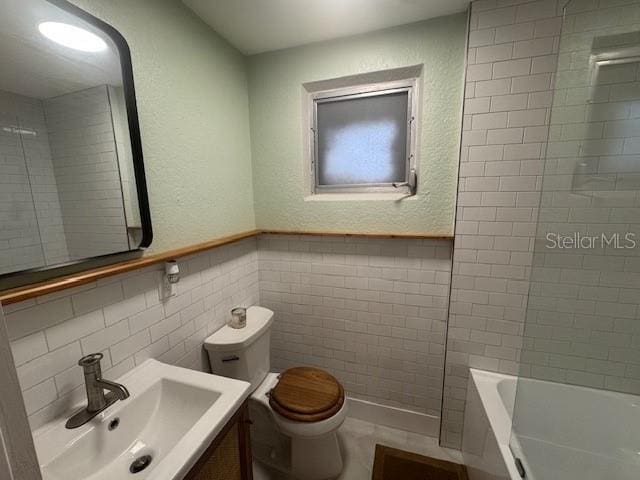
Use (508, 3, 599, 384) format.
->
(184, 402, 253, 480)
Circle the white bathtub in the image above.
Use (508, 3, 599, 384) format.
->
(462, 368, 640, 480)
(461, 369, 520, 480)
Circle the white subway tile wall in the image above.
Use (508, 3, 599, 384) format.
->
(43, 85, 130, 260)
(5, 235, 452, 432)
(258, 235, 453, 419)
(0, 90, 69, 273)
(0, 84, 136, 275)
(5, 238, 258, 430)
(520, 0, 640, 395)
(442, 0, 564, 448)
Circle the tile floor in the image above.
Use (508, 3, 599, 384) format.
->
(253, 417, 463, 479)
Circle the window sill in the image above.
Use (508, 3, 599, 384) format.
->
(304, 192, 415, 202)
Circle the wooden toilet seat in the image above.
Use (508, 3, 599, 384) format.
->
(269, 367, 345, 423)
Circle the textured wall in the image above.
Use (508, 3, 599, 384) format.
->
(259, 234, 452, 421)
(69, 0, 257, 251)
(442, 0, 563, 448)
(247, 16, 467, 236)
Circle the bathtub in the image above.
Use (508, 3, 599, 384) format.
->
(461, 369, 519, 480)
(462, 368, 640, 480)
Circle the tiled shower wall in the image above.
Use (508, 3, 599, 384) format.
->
(43, 86, 131, 260)
(0, 90, 68, 273)
(0, 85, 134, 275)
(442, 0, 564, 448)
(5, 238, 258, 430)
(258, 235, 452, 420)
(521, 0, 640, 393)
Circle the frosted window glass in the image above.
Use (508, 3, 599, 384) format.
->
(316, 91, 408, 186)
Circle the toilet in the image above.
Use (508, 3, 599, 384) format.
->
(204, 306, 347, 480)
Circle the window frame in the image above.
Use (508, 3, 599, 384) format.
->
(309, 78, 419, 195)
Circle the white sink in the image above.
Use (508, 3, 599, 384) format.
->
(33, 359, 251, 480)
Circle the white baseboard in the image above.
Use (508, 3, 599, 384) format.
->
(346, 397, 440, 438)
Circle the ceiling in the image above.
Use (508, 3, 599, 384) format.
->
(0, 0, 122, 100)
(183, 0, 471, 55)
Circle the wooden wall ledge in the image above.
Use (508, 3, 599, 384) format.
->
(0, 229, 453, 306)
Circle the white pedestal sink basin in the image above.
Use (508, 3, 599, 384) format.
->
(33, 359, 251, 480)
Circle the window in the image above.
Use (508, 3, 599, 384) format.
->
(310, 80, 418, 195)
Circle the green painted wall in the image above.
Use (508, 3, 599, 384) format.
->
(66, 4, 467, 242)
(43, 1, 465, 251)
(247, 15, 467, 235)
(70, 0, 257, 252)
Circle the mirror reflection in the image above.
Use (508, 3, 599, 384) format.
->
(0, 0, 148, 276)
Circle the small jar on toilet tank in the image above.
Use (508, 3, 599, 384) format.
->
(229, 307, 247, 329)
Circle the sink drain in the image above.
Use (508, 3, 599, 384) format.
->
(108, 417, 120, 431)
(129, 455, 153, 474)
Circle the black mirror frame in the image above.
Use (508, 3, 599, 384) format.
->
(0, 0, 153, 280)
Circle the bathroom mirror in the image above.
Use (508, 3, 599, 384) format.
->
(0, 0, 152, 277)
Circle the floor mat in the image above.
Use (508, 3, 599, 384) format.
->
(372, 444, 469, 480)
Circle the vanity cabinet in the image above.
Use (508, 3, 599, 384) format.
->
(184, 401, 253, 480)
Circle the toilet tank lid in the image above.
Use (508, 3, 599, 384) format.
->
(204, 306, 274, 352)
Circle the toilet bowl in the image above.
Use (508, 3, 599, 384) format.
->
(204, 306, 346, 480)
(252, 372, 347, 479)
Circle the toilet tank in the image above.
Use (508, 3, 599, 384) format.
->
(204, 306, 273, 391)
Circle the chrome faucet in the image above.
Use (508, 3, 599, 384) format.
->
(65, 353, 130, 429)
